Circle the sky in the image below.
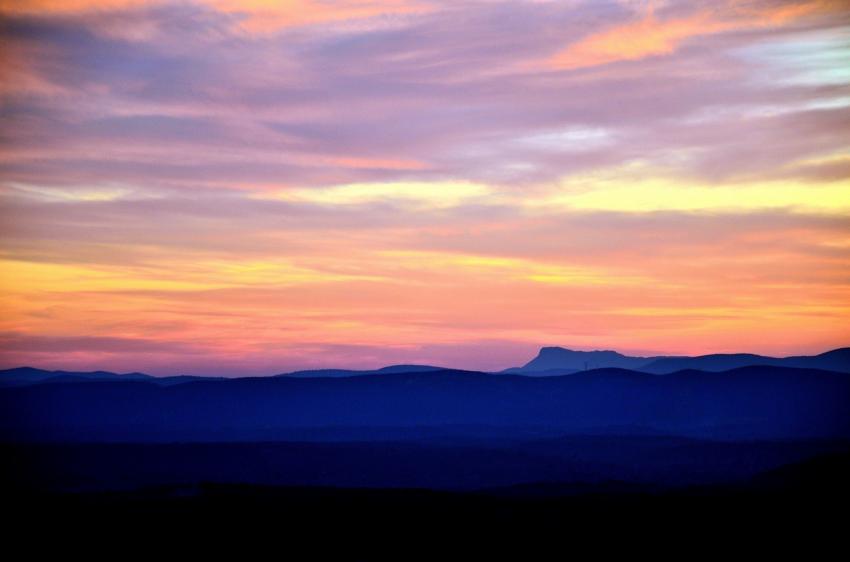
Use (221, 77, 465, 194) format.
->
(1, 0, 849, 375)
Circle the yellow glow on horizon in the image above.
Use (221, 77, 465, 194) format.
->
(0, 258, 383, 297)
(249, 163, 850, 214)
(0, 260, 224, 293)
(260, 180, 494, 208)
(379, 250, 646, 286)
(211, 259, 388, 285)
(539, 172, 850, 214)
(1, 0, 849, 375)
(6, 183, 139, 202)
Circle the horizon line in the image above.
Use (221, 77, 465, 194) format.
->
(2, 344, 847, 379)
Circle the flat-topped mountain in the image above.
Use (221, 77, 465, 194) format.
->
(505, 346, 850, 375)
(510, 347, 658, 374)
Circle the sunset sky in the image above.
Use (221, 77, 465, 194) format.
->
(1, 0, 849, 375)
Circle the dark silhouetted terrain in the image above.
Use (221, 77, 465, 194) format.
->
(504, 346, 850, 374)
(2, 366, 848, 442)
(4, 346, 849, 384)
(3, 352, 849, 554)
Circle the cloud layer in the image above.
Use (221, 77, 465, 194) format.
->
(1, 0, 849, 374)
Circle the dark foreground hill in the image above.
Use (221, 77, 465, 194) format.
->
(3, 363, 849, 550)
(6, 436, 848, 493)
(1, 365, 848, 442)
(4, 445, 849, 558)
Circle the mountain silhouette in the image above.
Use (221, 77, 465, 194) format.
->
(0, 366, 154, 386)
(280, 364, 445, 378)
(2, 365, 847, 442)
(3, 347, 849, 385)
(640, 347, 850, 374)
(3, 359, 849, 502)
(0, 367, 223, 387)
(505, 346, 850, 375)
(510, 347, 658, 373)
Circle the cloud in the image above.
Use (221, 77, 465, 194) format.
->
(0, 0, 429, 30)
(549, 0, 841, 70)
(0, 331, 204, 354)
(1, 1, 849, 372)
(3, 1, 849, 190)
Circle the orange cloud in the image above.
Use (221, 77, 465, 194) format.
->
(0, 0, 148, 13)
(211, 0, 429, 33)
(550, 0, 838, 70)
(323, 155, 427, 171)
(3, 205, 849, 374)
(0, 0, 428, 32)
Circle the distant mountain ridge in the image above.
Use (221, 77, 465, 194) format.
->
(640, 348, 850, 374)
(2, 346, 848, 385)
(0, 367, 221, 387)
(506, 346, 850, 375)
(510, 347, 657, 373)
(279, 364, 446, 378)
(0, 366, 154, 386)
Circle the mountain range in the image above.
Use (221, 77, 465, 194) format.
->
(2, 346, 848, 384)
(504, 346, 850, 375)
(2, 365, 848, 442)
(3, 346, 849, 496)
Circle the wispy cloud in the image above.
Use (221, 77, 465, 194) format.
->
(1, 0, 849, 373)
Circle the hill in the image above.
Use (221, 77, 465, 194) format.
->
(279, 364, 446, 378)
(641, 347, 850, 374)
(507, 346, 850, 375)
(2, 365, 847, 442)
(0, 366, 154, 386)
(513, 347, 659, 373)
